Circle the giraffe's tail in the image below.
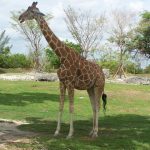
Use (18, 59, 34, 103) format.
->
(102, 93, 107, 112)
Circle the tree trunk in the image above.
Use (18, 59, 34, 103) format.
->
(113, 48, 126, 78)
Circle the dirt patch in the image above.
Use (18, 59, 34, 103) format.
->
(0, 119, 37, 150)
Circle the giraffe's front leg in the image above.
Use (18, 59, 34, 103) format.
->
(54, 82, 66, 137)
(66, 85, 74, 139)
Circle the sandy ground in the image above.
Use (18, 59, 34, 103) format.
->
(0, 119, 37, 150)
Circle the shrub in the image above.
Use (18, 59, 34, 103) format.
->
(8, 54, 31, 68)
(144, 65, 150, 73)
(99, 60, 144, 74)
(45, 47, 60, 69)
(45, 41, 82, 70)
(0, 53, 31, 68)
(125, 62, 143, 74)
(99, 61, 118, 74)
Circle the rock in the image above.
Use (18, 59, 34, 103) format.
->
(0, 74, 35, 81)
(0, 73, 59, 82)
(35, 73, 59, 81)
(125, 76, 150, 85)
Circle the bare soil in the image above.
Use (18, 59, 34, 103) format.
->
(0, 119, 37, 150)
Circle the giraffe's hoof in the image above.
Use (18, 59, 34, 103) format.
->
(91, 132, 98, 138)
(66, 134, 73, 139)
(66, 135, 72, 140)
(54, 131, 60, 137)
(89, 130, 94, 136)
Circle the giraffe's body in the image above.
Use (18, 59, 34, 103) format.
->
(19, 2, 106, 138)
(58, 58, 105, 90)
(35, 16, 105, 91)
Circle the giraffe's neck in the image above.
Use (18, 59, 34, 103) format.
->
(35, 16, 67, 58)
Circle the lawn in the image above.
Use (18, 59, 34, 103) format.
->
(0, 80, 150, 149)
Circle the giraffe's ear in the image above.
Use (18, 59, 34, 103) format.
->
(32, 9, 45, 16)
(37, 12, 45, 16)
(32, 2, 38, 8)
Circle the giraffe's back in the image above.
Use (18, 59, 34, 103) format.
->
(57, 55, 105, 90)
(74, 59, 105, 90)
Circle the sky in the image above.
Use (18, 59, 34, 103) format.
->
(0, 0, 150, 67)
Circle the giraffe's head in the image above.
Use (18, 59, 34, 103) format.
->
(19, 2, 45, 23)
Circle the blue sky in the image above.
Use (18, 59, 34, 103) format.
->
(0, 0, 150, 67)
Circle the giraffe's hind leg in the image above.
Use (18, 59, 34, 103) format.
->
(87, 87, 96, 136)
(87, 86, 103, 138)
(92, 86, 103, 138)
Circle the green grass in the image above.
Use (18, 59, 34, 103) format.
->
(0, 68, 31, 74)
(0, 80, 150, 149)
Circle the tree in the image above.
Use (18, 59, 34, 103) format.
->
(144, 64, 150, 73)
(64, 6, 105, 59)
(131, 11, 150, 58)
(45, 41, 82, 70)
(7, 54, 31, 68)
(108, 9, 136, 78)
(0, 30, 11, 54)
(45, 47, 60, 69)
(10, 11, 52, 71)
(0, 31, 12, 68)
(65, 40, 82, 54)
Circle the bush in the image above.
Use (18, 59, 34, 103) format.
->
(99, 60, 144, 74)
(45, 47, 60, 69)
(125, 62, 143, 74)
(44, 41, 82, 70)
(144, 65, 150, 73)
(0, 53, 31, 68)
(8, 54, 31, 68)
(99, 61, 118, 74)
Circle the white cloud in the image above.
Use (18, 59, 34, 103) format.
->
(51, 2, 64, 18)
(129, 1, 144, 12)
(0, 0, 150, 54)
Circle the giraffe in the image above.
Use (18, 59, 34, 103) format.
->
(19, 2, 107, 138)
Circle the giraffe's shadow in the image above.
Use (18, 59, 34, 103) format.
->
(0, 92, 59, 106)
(16, 114, 150, 149)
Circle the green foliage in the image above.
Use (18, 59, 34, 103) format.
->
(99, 60, 143, 74)
(131, 11, 150, 58)
(45, 41, 82, 70)
(45, 47, 60, 70)
(99, 61, 118, 74)
(0, 31, 11, 68)
(65, 40, 82, 54)
(10, 11, 53, 71)
(125, 62, 143, 74)
(8, 54, 31, 68)
(0, 31, 31, 69)
(1, 46, 10, 56)
(0, 53, 31, 68)
(0, 30, 11, 53)
(144, 65, 150, 73)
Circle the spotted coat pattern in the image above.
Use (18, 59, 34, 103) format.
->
(19, 2, 106, 138)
